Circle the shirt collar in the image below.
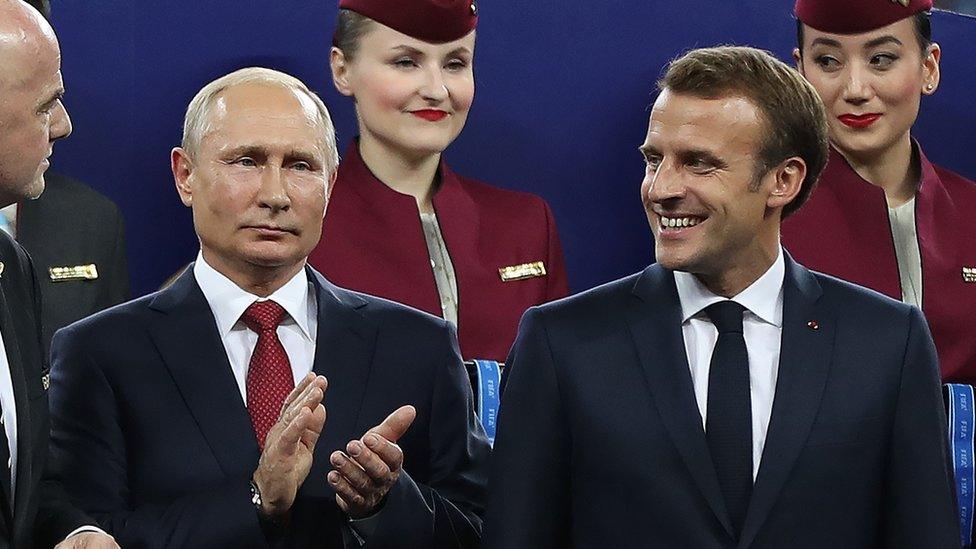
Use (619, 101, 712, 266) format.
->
(193, 251, 314, 341)
(673, 247, 785, 327)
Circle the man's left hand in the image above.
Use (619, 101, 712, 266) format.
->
(54, 532, 120, 549)
(328, 405, 417, 519)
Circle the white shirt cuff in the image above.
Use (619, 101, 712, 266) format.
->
(64, 525, 109, 540)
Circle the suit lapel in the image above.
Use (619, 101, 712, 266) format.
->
(738, 256, 835, 549)
(306, 268, 377, 456)
(0, 280, 21, 526)
(0, 243, 48, 536)
(147, 267, 260, 476)
(626, 265, 735, 538)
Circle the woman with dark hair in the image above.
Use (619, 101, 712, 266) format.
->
(784, 0, 976, 383)
(308, 0, 569, 364)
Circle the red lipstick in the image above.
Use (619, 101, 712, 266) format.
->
(411, 109, 448, 122)
(838, 113, 882, 129)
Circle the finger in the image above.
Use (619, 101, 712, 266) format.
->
(281, 373, 316, 411)
(335, 492, 351, 514)
(276, 407, 310, 455)
(346, 438, 394, 483)
(282, 375, 327, 414)
(367, 405, 417, 443)
(330, 450, 373, 492)
(362, 431, 405, 473)
(300, 404, 327, 449)
(329, 469, 368, 509)
(281, 377, 327, 425)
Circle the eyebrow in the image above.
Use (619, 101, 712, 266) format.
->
(809, 35, 903, 50)
(679, 149, 727, 169)
(390, 45, 424, 55)
(390, 44, 472, 57)
(221, 145, 322, 165)
(637, 145, 726, 167)
(446, 46, 473, 57)
(864, 35, 903, 49)
(38, 88, 65, 111)
(638, 145, 658, 160)
(809, 37, 842, 49)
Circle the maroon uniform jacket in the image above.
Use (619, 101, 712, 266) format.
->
(783, 144, 976, 383)
(308, 142, 570, 362)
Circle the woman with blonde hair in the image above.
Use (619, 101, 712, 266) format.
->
(309, 0, 569, 364)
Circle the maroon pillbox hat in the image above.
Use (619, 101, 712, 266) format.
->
(338, 0, 478, 43)
(795, 0, 932, 34)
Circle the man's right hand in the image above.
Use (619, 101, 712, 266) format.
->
(252, 373, 328, 517)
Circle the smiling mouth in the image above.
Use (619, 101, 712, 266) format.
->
(659, 215, 704, 230)
(411, 110, 449, 122)
(838, 113, 882, 129)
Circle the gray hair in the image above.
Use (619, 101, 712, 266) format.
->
(181, 67, 340, 175)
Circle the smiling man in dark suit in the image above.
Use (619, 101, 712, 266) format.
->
(48, 67, 489, 548)
(486, 46, 958, 549)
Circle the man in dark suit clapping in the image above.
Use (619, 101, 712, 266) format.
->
(48, 67, 489, 548)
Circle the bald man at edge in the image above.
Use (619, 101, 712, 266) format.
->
(0, 1, 118, 547)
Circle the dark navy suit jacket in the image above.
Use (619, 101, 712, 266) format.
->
(0, 233, 87, 547)
(48, 265, 490, 548)
(486, 256, 958, 548)
(17, 172, 129, 352)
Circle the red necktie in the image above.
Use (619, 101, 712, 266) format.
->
(242, 300, 294, 450)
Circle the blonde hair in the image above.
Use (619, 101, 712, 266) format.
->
(181, 67, 340, 175)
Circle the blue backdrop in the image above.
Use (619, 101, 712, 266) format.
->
(47, 1, 976, 297)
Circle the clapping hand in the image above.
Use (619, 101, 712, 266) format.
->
(328, 405, 417, 519)
(252, 373, 328, 517)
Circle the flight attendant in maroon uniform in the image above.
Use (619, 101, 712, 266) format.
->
(785, 0, 976, 383)
(308, 0, 569, 362)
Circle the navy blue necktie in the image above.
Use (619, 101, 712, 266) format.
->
(705, 301, 752, 537)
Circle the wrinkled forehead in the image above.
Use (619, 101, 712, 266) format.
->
(0, 43, 60, 96)
(202, 84, 326, 152)
(647, 90, 763, 149)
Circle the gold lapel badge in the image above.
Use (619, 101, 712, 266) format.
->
(963, 267, 976, 283)
(49, 264, 98, 282)
(889, 0, 910, 6)
(499, 261, 547, 282)
(42, 372, 50, 391)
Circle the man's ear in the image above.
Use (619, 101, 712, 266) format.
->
(331, 47, 354, 97)
(322, 170, 337, 219)
(766, 156, 807, 212)
(171, 147, 195, 207)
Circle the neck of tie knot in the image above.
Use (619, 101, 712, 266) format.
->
(242, 300, 286, 334)
(705, 301, 745, 334)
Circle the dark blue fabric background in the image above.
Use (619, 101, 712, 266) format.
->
(46, 1, 976, 297)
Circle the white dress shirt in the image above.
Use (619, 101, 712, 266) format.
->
(0, 332, 19, 499)
(2, 286, 107, 541)
(674, 248, 785, 479)
(193, 252, 317, 402)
